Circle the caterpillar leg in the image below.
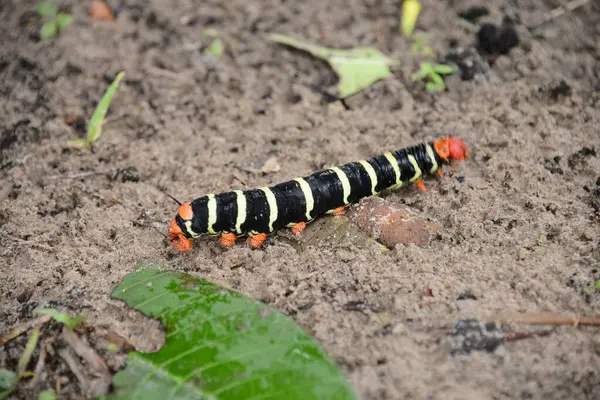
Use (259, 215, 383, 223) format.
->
(220, 232, 237, 248)
(290, 222, 307, 237)
(248, 233, 268, 249)
(416, 179, 427, 192)
(332, 206, 345, 216)
(437, 169, 444, 177)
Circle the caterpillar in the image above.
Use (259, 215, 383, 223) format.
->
(169, 136, 469, 251)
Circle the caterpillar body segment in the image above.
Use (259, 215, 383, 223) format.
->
(169, 136, 469, 252)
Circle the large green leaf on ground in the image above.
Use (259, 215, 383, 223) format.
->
(268, 33, 398, 99)
(106, 260, 357, 400)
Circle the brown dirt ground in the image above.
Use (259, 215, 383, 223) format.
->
(2, 0, 600, 399)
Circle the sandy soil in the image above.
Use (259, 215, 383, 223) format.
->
(2, 0, 600, 399)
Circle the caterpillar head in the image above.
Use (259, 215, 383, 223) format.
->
(434, 136, 469, 162)
(169, 202, 194, 252)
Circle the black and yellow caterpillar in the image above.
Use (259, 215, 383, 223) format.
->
(169, 136, 469, 251)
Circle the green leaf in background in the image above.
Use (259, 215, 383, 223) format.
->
(40, 21, 57, 39)
(0, 368, 17, 399)
(268, 33, 398, 99)
(37, 390, 57, 400)
(86, 71, 125, 146)
(107, 260, 357, 400)
(55, 12, 73, 31)
(36, 1, 58, 18)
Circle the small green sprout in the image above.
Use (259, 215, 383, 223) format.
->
(536, 233, 547, 246)
(204, 37, 224, 57)
(411, 61, 455, 93)
(68, 71, 125, 149)
(36, 1, 73, 39)
(106, 343, 119, 352)
(202, 29, 238, 57)
(37, 390, 57, 400)
(583, 280, 600, 295)
(400, 0, 422, 36)
(410, 32, 435, 58)
(34, 308, 84, 329)
(202, 29, 225, 57)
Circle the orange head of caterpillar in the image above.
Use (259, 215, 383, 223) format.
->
(168, 202, 194, 252)
(434, 136, 470, 162)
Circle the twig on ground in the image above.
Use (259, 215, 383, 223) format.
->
(490, 312, 600, 327)
(61, 327, 111, 382)
(0, 315, 51, 346)
(529, 0, 591, 29)
(504, 330, 554, 342)
(55, 375, 61, 396)
(47, 171, 108, 180)
(57, 348, 89, 393)
(28, 341, 48, 389)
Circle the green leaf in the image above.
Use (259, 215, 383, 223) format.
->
(0, 368, 17, 398)
(202, 28, 219, 38)
(86, 71, 125, 145)
(37, 390, 57, 400)
(430, 73, 444, 86)
(107, 260, 357, 400)
(36, 1, 58, 17)
(400, 0, 421, 36)
(106, 343, 119, 352)
(425, 81, 442, 93)
(268, 33, 398, 99)
(203, 38, 225, 57)
(34, 308, 84, 329)
(55, 12, 73, 31)
(425, 73, 446, 93)
(40, 22, 57, 39)
(433, 64, 456, 75)
(411, 63, 432, 81)
(585, 279, 600, 294)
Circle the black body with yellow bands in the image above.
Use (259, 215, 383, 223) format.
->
(191, 141, 441, 235)
(168, 136, 469, 251)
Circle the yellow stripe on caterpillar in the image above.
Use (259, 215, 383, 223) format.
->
(384, 152, 403, 189)
(206, 194, 217, 234)
(358, 159, 379, 195)
(294, 177, 314, 220)
(407, 155, 422, 182)
(425, 143, 438, 173)
(260, 187, 278, 232)
(234, 190, 246, 234)
(331, 167, 351, 204)
(184, 221, 200, 238)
